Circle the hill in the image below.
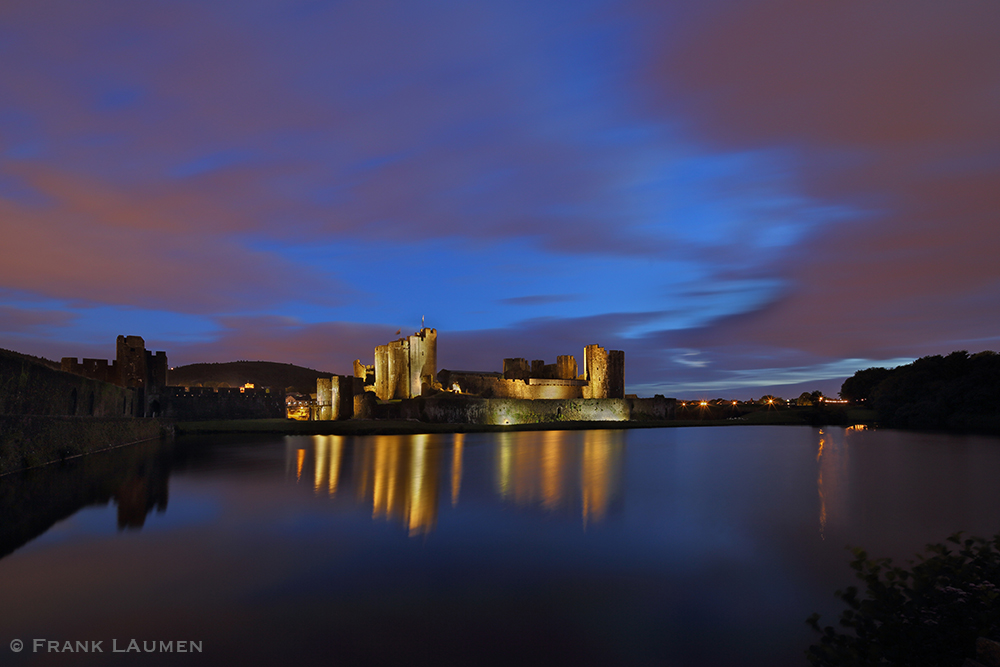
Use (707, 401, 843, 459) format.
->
(168, 361, 333, 394)
(0, 348, 60, 371)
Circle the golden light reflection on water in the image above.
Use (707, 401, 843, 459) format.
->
(287, 430, 624, 536)
(582, 431, 622, 526)
(358, 434, 441, 537)
(451, 433, 463, 507)
(816, 427, 851, 540)
(312, 436, 344, 497)
(494, 430, 624, 525)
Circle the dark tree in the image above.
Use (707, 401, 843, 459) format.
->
(840, 367, 892, 403)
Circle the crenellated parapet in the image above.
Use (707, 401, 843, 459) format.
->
(444, 343, 622, 400)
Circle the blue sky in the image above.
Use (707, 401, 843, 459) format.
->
(1, 0, 998, 398)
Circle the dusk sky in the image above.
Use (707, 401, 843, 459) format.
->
(2, 0, 998, 398)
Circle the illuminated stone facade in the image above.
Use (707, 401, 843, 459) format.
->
(316, 375, 359, 420)
(316, 332, 633, 423)
(437, 344, 623, 401)
(370, 328, 437, 401)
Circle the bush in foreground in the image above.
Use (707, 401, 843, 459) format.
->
(808, 533, 1000, 666)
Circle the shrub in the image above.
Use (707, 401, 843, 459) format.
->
(807, 533, 1000, 666)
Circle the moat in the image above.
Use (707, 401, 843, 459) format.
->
(3, 426, 1000, 666)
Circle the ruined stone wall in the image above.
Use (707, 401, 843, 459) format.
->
(583, 344, 624, 399)
(373, 346, 390, 400)
(156, 386, 284, 420)
(556, 355, 578, 380)
(0, 415, 163, 476)
(607, 350, 625, 399)
(316, 375, 357, 421)
(59, 336, 167, 416)
(392, 395, 631, 424)
(436, 370, 586, 400)
(116, 335, 149, 388)
(407, 328, 437, 396)
(316, 378, 333, 421)
(2, 350, 137, 418)
(583, 344, 608, 399)
(60, 358, 119, 384)
(389, 340, 409, 399)
(353, 391, 377, 419)
(503, 358, 530, 380)
(374, 340, 410, 400)
(523, 379, 587, 399)
(627, 395, 675, 420)
(503, 356, 578, 381)
(147, 350, 168, 388)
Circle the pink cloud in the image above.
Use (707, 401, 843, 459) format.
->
(633, 0, 1000, 361)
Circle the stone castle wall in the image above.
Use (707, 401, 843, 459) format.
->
(438, 370, 587, 400)
(316, 375, 360, 421)
(60, 335, 169, 417)
(154, 386, 284, 421)
(2, 350, 138, 418)
(582, 345, 624, 399)
(389, 395, 631, 425)
(442, 344, 622, 401)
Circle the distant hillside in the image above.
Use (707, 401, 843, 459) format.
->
(0, 348, 60, 371)
(168, 361, 333, 394)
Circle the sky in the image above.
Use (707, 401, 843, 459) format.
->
(1, 0, 998, 399)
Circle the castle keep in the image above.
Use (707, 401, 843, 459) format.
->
(372, 328, 438, 401)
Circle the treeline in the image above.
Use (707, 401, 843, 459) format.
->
(841, 351, 1000, 432)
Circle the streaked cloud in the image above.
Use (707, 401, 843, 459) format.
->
(0, 0, 996, 396)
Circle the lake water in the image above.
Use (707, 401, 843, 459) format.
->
(3, 426, 1000, 666)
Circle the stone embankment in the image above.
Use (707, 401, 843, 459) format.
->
(0, 415, 164, 476)
(0, 349, 164, 475)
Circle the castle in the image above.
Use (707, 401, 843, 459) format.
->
(61, 335, 168, 393)
(313, 328, 626, 421)
(439, 343, 624, 400)
(60, 336, 283, 420)
(353, 328, 439, 401)
(60, 335, 168, 417)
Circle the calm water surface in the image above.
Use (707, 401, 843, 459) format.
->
(3, 426, 1000, 666)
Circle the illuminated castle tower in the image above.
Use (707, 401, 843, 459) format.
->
(372, 328, 437, 401)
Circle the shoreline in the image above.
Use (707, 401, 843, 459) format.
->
(173, 411, 870, 436)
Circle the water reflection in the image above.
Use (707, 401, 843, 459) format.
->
(0, 439, 171, 559)
(285, 430, 626, 536)
(495, 430, 624, 525)
(816, 427, 851, 539)
(287, 434, 443, 536)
